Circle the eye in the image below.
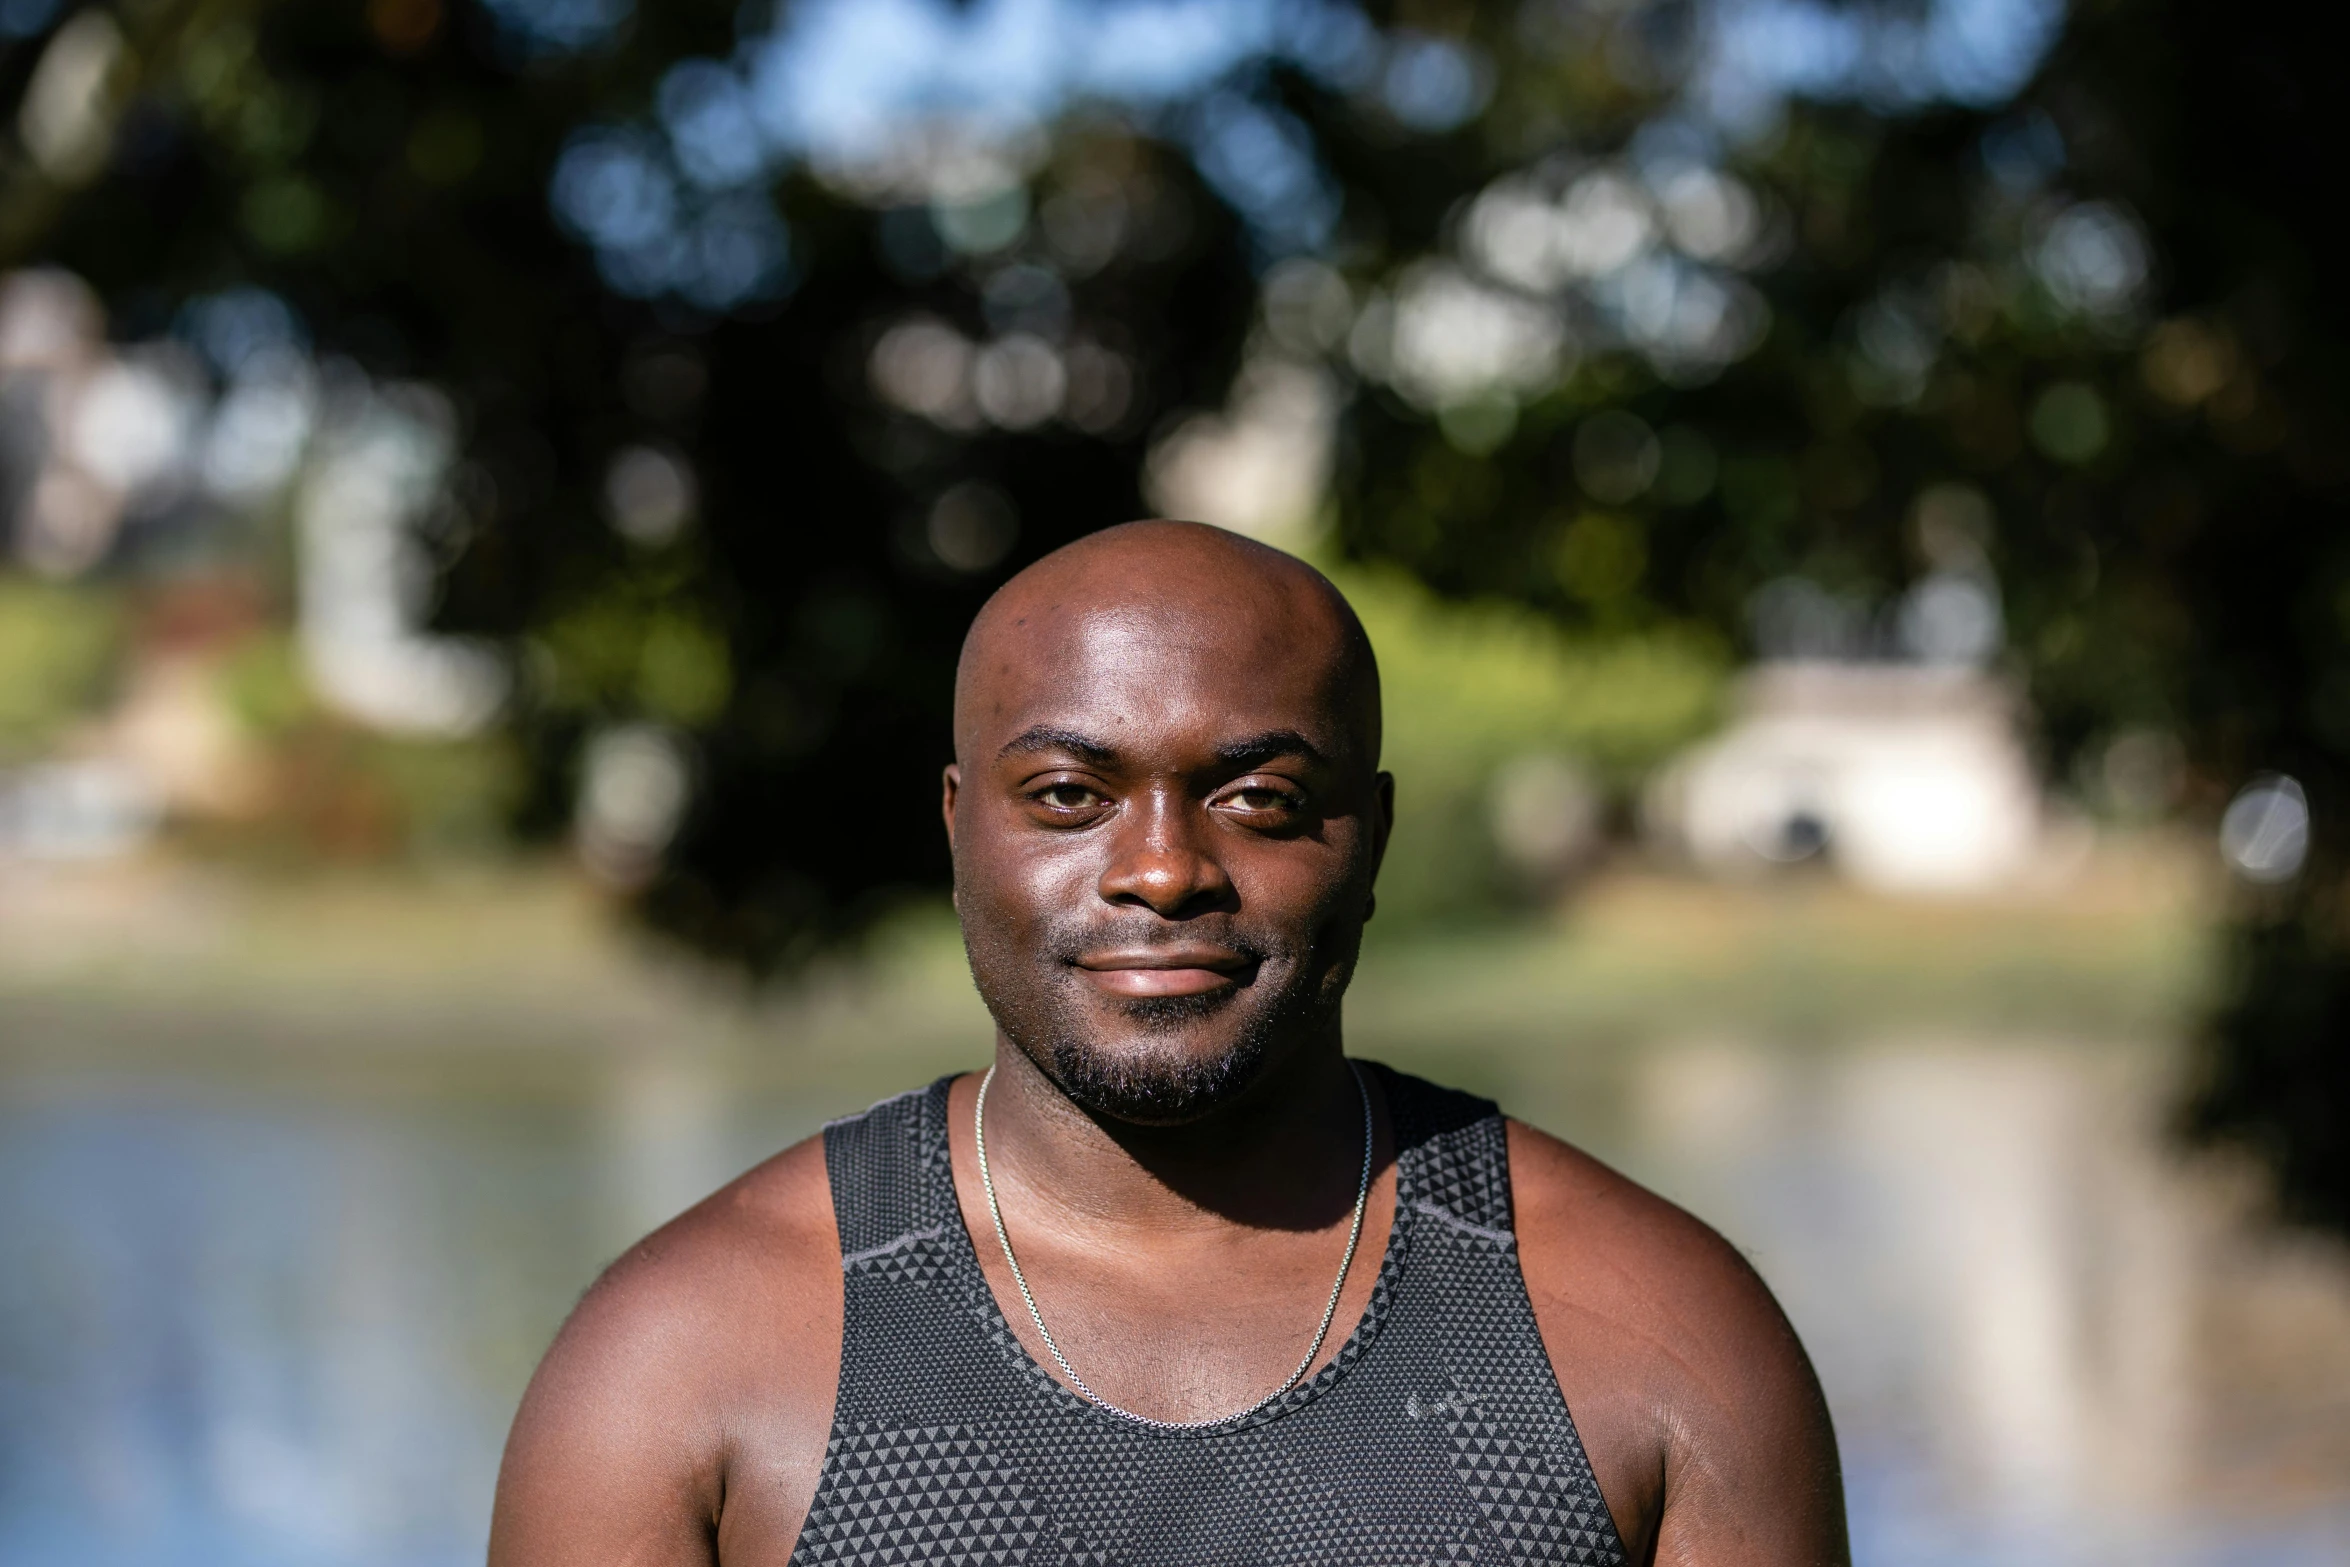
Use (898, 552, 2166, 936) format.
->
(1019, 771, 1115, 826)
(1032, 782, 1105, 812)
(1219, 783, 1303, 817)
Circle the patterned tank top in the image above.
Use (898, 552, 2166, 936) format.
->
(794, 1062, 1628, 1566)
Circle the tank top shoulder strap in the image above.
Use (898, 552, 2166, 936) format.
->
(823, 1068, 1512, 1251)
(1374, 1062, 1517, 1244)
(821, 1076, 955, 1262)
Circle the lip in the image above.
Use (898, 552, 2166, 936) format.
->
(1073, 947, 1255, 998)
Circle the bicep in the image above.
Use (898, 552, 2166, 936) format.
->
(1504, 1122, 1847, 1567)
(1650, 1270, 1848, 1567)
(488, 1291, 724, 1567)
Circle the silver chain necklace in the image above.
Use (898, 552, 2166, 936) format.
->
(973, 1060, 1374, 1432)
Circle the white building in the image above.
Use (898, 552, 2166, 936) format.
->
(1648, 661, 2045, 895)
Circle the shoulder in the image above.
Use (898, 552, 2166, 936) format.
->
(566, 1129, 844, 1403)
(1505, 1119, 1848, 1567)
(489, 1131, 844, 1565)
(1505, 1118, 1791, 1354)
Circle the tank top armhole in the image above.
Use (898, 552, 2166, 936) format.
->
(1490, 1111, 1636, 1564)
(794, 1081, 958, 1567)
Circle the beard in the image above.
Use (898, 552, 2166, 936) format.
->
(1035, 989, 1278, 1123)
(964, 908, 1355, 1125)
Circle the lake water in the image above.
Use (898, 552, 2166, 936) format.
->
(3, 870, 2347, 1565)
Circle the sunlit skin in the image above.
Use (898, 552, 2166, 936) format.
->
(489, 522, 1850, 1567)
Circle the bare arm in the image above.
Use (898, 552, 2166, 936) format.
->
(1509, 1121, 1849, 1567)
(489, 1138, 844, 1567)
(1646, 1251, 1845, 1567)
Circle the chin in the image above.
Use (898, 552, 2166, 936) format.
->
(1035, 1011, 1277, 1126)
(1109, 989, 1235, 1029)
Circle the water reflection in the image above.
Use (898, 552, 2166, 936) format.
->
(1616, 1037, 2350, 1564)
(3, 1020, 2348, 1564)
(0, 1097, 547, 1564)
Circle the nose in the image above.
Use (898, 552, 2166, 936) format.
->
(1096, 790, 1234, 918)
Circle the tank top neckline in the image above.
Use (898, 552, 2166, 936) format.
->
(914, 1059, 1435, 1443)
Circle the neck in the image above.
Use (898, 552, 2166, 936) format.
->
(979, 1029, 1369, 1238)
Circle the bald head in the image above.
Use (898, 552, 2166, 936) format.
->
(942, 520, 1392, 1125)
(954, 521, 1381, 776)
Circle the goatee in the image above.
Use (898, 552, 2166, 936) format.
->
(1032, 992, 1279, 1123)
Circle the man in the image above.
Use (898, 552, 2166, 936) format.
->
(491, 521, 1848, 1566)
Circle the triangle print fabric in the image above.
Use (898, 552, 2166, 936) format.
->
(799, 1068, 1628, 1567)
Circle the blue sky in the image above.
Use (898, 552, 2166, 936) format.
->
(540, 0, 2067, 305)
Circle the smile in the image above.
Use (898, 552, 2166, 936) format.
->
(1073, 948, 1256, 998)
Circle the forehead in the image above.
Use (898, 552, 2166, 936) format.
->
(960, 598, 1359, 763)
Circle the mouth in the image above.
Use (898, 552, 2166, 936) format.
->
(1072, 946, 1257, 999)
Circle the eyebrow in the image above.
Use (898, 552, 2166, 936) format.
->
(997, 726, 1120, 764)
(1214, 729, 1329, 770)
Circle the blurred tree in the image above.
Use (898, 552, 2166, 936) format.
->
(1, 0, 1256, 963)
(1286, 0, 2350, 1228)
(4, 0, 2348, 1225)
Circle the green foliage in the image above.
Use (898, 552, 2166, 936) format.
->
(1332, 564, 1723, 921)
(209, 631, 518, 858)
(534, 574, 734, 730)
(354, 731, 522, 858)
(214, 629, 317, 737)
(1343, 565, 1723, 780)
(0, 577, 121, 760)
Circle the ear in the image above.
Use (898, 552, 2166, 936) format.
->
(1364, 771, 1395, 923)
(941, 763, 962, 852)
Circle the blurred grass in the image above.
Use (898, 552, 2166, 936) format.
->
(1355, 854, 2204, 1046)
(0, 835, 2211, 1096)
(1343, 850, 2208, 1132)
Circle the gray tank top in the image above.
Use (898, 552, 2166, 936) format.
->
(797, 1062, 1628, 1565)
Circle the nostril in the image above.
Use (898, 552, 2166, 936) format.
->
(1102, 853, 1224, 913)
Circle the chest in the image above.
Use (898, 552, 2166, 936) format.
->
(795, 1078, 1632, 1566)
(791, 1220, 1624, 1566)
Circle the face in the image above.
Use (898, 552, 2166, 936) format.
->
(946, 590, 1389, 1125)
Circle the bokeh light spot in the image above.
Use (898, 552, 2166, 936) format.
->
(367, 0, 443, 55)
(1574, 411, 1663, 504)
(604, 446, 696, 548)
(926, 482, 1018, 573)
(2029, 382, 2110, 465)
(2221, 774, 2310, 884)
(1381, 31, 1492, 132)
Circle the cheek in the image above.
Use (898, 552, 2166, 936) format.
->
(1231, 826, 1374, 926)
(956, 823, 1101, 930)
